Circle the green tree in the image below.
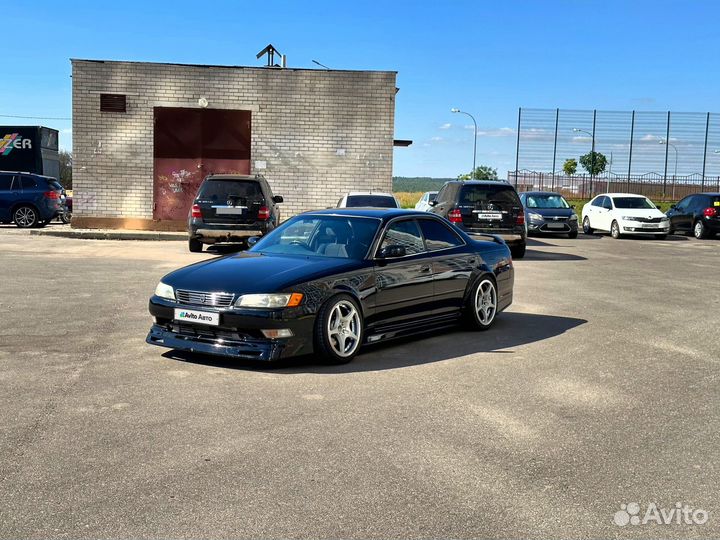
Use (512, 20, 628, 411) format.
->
(59, 150, 73, 189)
(579, 151, 607, 176)
(458, 165, 499, 180)
(562, 158, 577, 176)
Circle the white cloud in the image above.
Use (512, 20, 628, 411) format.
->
(61, 128, 72, 135)
(641, 133, 660, 142)
(430, 136, 444, 142)
(439, 123, 452, 130)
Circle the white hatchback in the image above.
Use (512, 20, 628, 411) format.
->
(582, 193, 669, 239)
(414, 191, 438, 212)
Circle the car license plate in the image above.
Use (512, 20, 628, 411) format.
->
(642, 224, 658, 229)
(547, 223, 565, 229)
(475, 212, 502, 220)
(174, 308, 219, 326)
(215, 206, 246, 215)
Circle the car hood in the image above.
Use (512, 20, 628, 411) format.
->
(161, 252, 363, 294)
(526, 207, 576, 218)
(614, 208, 666, 218)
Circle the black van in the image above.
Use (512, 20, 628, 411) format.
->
(429, 180, 527, 258)
(187, 174, 283, 252)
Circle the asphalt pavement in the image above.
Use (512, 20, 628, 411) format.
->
(1, 224, 718, 539)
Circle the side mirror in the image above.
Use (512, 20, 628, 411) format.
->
(378, 245, 407, 259)
(429, 200, 438, 207)
(570, 204, 575, 209)
(273, 195, 284, 204)
(669, 204, 676, 210)
(247, 236, 260, 247)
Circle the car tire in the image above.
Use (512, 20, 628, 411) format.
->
(611, 220, 622, 239)
(314, 294, 363, 364)
(188, 237, 203, 252)
(466, 276, 498, 331)
(568, 230, 578, 239)
(694, 220, 708, 239)
(13, 206, 38, 228)
(583, 216, 594, 235)
(60, 212, 72, 224)
(510, 243, 526, 259)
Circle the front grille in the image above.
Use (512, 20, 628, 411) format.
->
(544, 216, 568, 222)
(176, 289, 235, 307)
(633, 217, 663, 223)
(171, 323, 253, 341)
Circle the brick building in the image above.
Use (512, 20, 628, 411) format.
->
(71, 59, 398, 230)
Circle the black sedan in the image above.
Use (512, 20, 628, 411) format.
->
(147, 208, 514, 364)
(519, 191, 578, 238)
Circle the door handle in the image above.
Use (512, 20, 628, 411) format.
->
(420, 265, 432, 273)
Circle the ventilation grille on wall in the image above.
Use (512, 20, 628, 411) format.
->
(100, 94, 127, 113)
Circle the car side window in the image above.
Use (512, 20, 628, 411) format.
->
(0, 174, 13, 191)
(690, 196, 705, 210)
(603, 197, 613, 210)
(20, 176, 38, 190)
(419, 219, 464, 251)
(436, 186, 448, 203)
(675, 197, 691, 211)
(380, 219, 425, 255)
(591, 196, 604, 207)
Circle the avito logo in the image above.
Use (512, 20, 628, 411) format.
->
(0, 133, 32, 156)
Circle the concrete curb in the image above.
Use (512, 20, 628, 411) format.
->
(30, 229, 186, 241)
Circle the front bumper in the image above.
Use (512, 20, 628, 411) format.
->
(528, 220, 578, 234)
(146, 297, 314, 361)
(621, 223, 670, 234)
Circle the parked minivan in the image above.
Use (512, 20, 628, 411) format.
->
(0, 171, 64, 228)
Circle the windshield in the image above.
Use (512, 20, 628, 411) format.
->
(345, 195, 398, 208)
(198, 180, 262, 202)
(250, 215, 380, 259)
(525, 194, 569, 209)
(612, 197, 655, 209)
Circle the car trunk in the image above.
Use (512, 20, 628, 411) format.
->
(195, 179, 265, 224)
(457, 184, 522, 231)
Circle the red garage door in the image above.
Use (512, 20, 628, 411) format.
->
(153, 107, 251, 221)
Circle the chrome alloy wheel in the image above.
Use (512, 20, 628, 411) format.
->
(14, 207, 37, 228)
(474, 279, 497, 326)
(326, 300, 361, 358)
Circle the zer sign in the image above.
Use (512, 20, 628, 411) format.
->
(0, 133, 32, 156)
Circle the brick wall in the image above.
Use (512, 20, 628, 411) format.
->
(71, 59, 396, 225)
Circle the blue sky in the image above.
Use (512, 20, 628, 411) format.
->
(3, 0, 719, 178)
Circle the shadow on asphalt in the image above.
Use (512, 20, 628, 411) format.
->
(160, 312, 587, 373)
(524, 238, 588, 261)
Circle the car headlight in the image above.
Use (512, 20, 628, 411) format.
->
(528, 212, 543, 221)
(154, 282, 175, 301)
(569, 214, 578, 221)
(235, 293, 304, 308)
(621, 216, 638, 221)
(660, 217, 669, 222)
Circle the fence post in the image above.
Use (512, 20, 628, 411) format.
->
(589, 109, 597, 196)
(551, 108, 559, 191)
(627, 110, 635, 192)
(514, 107, 521, 187)
(701, 112, 710, 190)
(663, 111, 670, 198)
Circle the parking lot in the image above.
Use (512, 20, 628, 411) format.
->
(1, 228, 719, 539)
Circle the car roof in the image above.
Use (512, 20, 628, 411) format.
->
(443, 180, 511, 186)
(522, 191, 562, 196)
(0, 170, 56, 180)
(304, 207, 428, 219)
(344, 191, 395, 197)
(696, 192, 720, 196)
(601, 193, 648, 198)
(205, 174, 265, 181)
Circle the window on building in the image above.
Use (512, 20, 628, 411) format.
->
(100, 94, 127, 113)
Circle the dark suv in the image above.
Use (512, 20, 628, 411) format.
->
(430, 180, 526, 258)
(666, 192, 720, 239)
(188, 174, 283, 252)
(0, 171, 64, 228)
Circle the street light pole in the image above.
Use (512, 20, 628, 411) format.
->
(659, 139, 678, 200)
(573, 128, 596, 194)
(452, 108, 477, 179)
